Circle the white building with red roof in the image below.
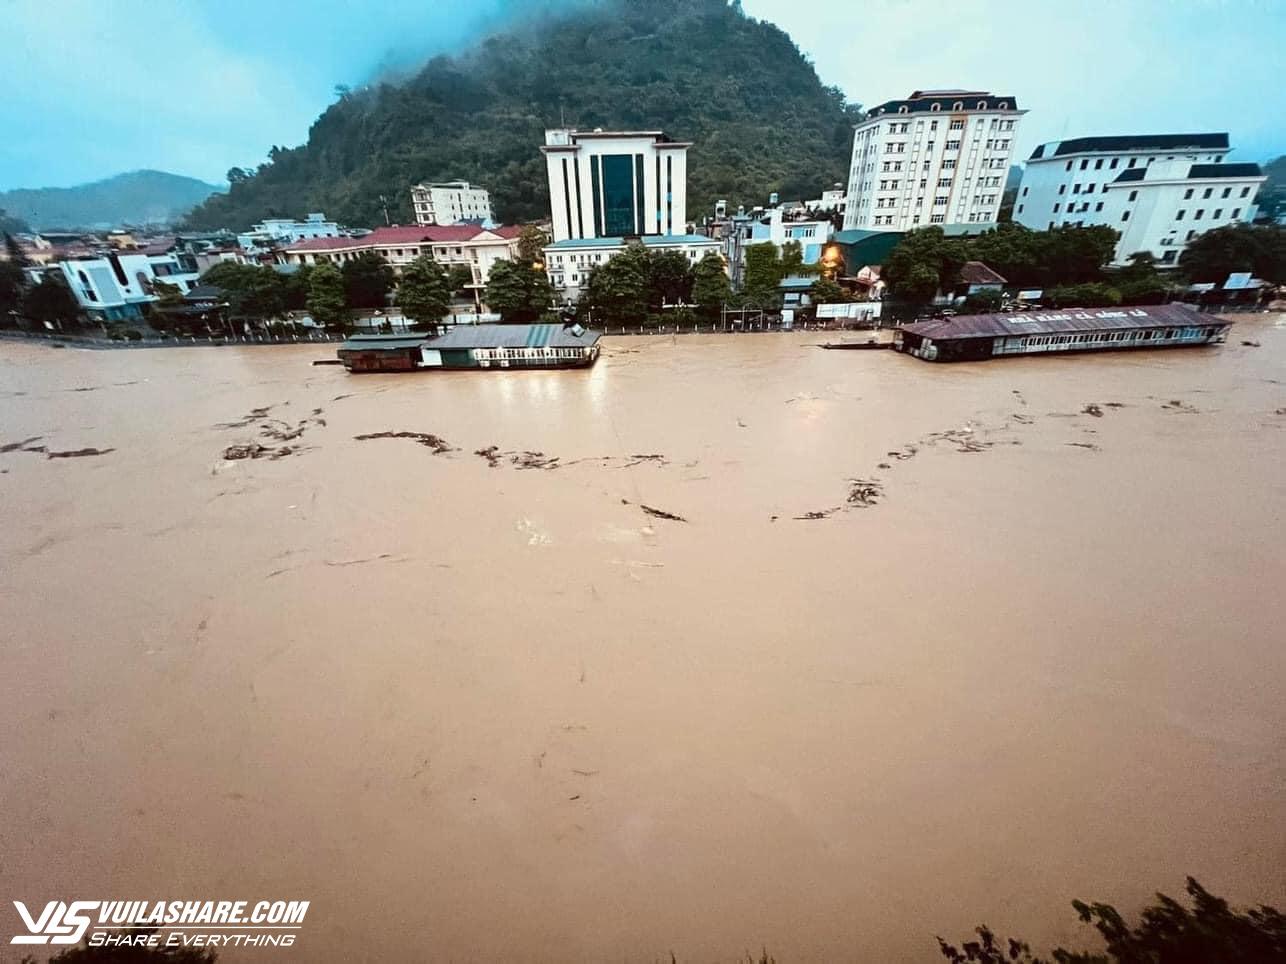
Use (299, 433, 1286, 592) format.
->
(276, 224, 524, 304)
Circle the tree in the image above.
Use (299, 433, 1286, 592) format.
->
(581, 243, 650, 324)
(1178, 223, 1286, 284)
(447, 265, 474, 296)
(25, 274, 80, 328)
(937, 877, 1285, 963)
(691, 252, 732, 318)
(306, 262, 349, 332)
(396, 256, 451, 329)
(516, 225, 550, 267)
(1, 234, 30, 323)
(0, 208, 31, 234)
(809, 276, 848, 304)
(340, 251, 394, 309)
(883, 227, 969, 302)
(646, 249, 694, 307)
(742, 242, 785, 306)
(225, 167, 250, 185)
(199, 263, 286, 322)
(483, 258, 553, 323)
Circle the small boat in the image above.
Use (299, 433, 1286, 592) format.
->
(819, 339, 889, 350)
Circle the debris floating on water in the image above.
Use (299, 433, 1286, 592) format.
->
(1082, 404, 1104, 418)
(46, 447, 115, 459)
(355, 431, 455, 454)
(845, 479, 884, 507)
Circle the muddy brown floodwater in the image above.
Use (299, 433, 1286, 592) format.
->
(1, 319, 1284, 962)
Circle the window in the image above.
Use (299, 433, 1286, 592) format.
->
(1065, 161, 1073, 171)
(1017, 204, 1024, 214)
(946, 140, 961, 150)
(1121, 211, 1129, 222)
(934, 196, 948, 206)
(1110, 158, 1119, 169)
(1241, 186, 1251, 197)
(976, 100, 987, 109)
(925, 141, 935, 152)
(1080, 159, 1089, 170)
(1053, 202, 1060, 213)
(949, 119, 964, 130)
(1221, 187, 1231, 198)
(1176, 210, 1185, 220)
(1213, 208, 1222, 218)
(931, 214, 945, 223)
(1232, 208, 1241, 219)
(953, 101, 963, 110)
(1202, 188, 1212, 199)
(942, 159, 956, 170)
(1128, 190, 1137, 201)
(1058, 184, 1066, 195)
(931, 103, 941, 112)
(1086, 184, 1095, 194)
(1186, 230, 1196, 241)
(1073, 184, 1081, 194)
(1128, 158, 1137, 168)
(1184, 188, 1194, 200)
(1095, 159, 1104, 169)
(1095, 202, 1104, 212)
(1195, 209, 1204, 220)
(1021, 186, 1028, 197)
(937, 177, 952, 187)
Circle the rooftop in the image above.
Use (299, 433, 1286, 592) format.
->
(427, 323, 602, 350)
(901, 303, 1209, 340)
(544, 234, 717, 251)
(959, 261, 1007, 286)
(283, 224, 522, 252)
(1029, 133, 1229, 160)
(1189, 162, 1264, 179)
(865, 90, 1020, 119)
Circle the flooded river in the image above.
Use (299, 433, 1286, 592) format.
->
(1, 320, 1284, 961)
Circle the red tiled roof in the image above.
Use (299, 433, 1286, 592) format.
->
(959, 260, 1007, 285)
(282, 224, 524, 253)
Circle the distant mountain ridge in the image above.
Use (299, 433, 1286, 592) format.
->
(0, 170, 224, 231)
(182, 0, 862, 231)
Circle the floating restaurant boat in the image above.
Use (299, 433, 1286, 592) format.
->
(893, 303, 1230, 362)
(337, 323, 602, 373)
(819, 339, 890, 351)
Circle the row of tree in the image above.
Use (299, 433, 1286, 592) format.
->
(882, 221, 1286, 309)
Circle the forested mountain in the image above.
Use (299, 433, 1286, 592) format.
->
(183, 0, 862, 231)
(0, 170, 222, 230)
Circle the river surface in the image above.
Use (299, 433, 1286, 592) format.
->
(1, 321, 1284, 962)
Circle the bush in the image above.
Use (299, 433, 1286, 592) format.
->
(963, 289, 1003, 312)
(1046, 282, 1122, 308)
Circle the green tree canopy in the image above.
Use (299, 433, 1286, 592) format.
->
(484, 259, 553, 323)
(517, 225, 551, 267)
(582, 243, 651, 324)
(306, 262, 349, 332)
(691, 252, 731, 318)
(742, 242, 785, 307)
(25, 274, 80, 328)
(396, 255, 452, 330)
(1178, 223, 1286, 284)
(647, 249, 695, 308)
(340, 251, 394, 309)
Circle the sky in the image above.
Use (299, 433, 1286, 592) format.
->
(2, 0, 1284, 192)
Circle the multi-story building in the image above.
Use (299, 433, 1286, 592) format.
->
(538, 128, 720, 301)
(237, 213, 339, 252)
(843, 90, 1024, 232)
(1013, 133, 1266, 266)
(410, 181, 493, 226)
(277, 224, 522, 307)
(26, 250, 203, 323)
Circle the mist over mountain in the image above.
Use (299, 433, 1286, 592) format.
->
(183, 0, 862, 231)
(0, 170, 223, 231)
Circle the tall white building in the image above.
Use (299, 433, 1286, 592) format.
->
(843, 90, 1024, 232)
(539, 129, 718, 301)
(411, 181, 493, 226)
(1013, 133, 1266, 266)
(237, 213, 338, 251)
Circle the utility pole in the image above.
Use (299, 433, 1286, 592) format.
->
(379, 195, 391, 226)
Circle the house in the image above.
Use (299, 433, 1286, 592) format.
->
(237, 213, 340, 252)
(26, 249, 203, 323)
(937, 260, 1008, 303)
(1013, 133, 1266, 265)
(337, 323, 602, 372)
(895, 303, 1229, 362)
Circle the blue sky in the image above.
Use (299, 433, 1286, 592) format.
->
(3, 0, 1283, 191)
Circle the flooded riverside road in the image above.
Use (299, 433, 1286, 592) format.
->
(1, 320, 1284, 961)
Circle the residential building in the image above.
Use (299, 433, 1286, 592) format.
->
(1013, 133, 1266, 266)
(806, 185, 847, 215)
(237, 213, 340, 251)
(844, 90, 1025, 232)
(719, 204, 833, 290)
(410, 181, 493, 226)
(539, 128, 721, 301)
(277, 224, 523, 306)
(26, 250, 202, 322)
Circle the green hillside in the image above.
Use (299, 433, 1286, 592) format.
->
(183, 0, 862, 231)
(0, 170, 222, 231)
